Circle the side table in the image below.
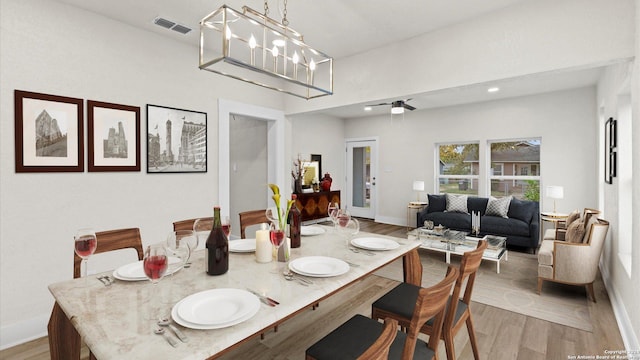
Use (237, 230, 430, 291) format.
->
(407, 202, 427, 231)
(540, 212, 568, 243)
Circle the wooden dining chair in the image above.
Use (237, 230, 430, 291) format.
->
(51, 228, 144, 360)
(306, 266, 459, 360)
(239, 209, 269, 238)
(173, 217, 213, 232)
(73, 228, 144, 278)
(371, 240, 488, 360)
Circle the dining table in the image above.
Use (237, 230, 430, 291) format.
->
(48, 225, 422, 360)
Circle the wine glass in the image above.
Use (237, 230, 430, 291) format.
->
(74, 228, 97, 284)
(328, 202, 339, 228)
(193, 217, 213, 250)
(143, 243, 168, 320)
(222, 216, 231, 238)
(166, 230, 191, 274)
(336, 209, 360, 246)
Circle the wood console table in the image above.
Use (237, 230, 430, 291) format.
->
(294, 190, 340, 223)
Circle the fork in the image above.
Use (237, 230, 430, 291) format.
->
(349, 246, 375, 256)
(97, 275, 114, 286)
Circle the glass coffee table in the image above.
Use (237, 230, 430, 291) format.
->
(410, 228, 508, 273)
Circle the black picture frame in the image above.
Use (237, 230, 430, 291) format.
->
(146, 104, 207, 173)
(604, 117, 617, 184)
(87, 100, 141, 172)
(14, 90, 84, 173)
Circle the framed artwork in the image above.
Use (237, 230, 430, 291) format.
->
(87, 100, 141, 172)
(14, 90, 84, 172)
(604, 117, 617, 184)
(146, 104, 207, 173)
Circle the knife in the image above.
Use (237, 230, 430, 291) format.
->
(168, 324, 188, 343)
(247, 289, 279, 306)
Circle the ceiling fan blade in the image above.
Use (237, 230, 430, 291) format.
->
(365, 102, 391, 107)
(403, 103, 416, 111)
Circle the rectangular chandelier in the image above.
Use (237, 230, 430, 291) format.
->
(199, 5, 333, 100)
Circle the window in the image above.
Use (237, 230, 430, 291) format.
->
(489, 139, 541, 200)
(436, 142, 479, 195)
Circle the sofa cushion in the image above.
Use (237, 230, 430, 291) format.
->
(565, 209, 581, 227)
(566, 220, 585, 243)
(507, 198, 535, 223)
(481, 216, 530, 237)
(446, 194, 468, 214)
(423, 212, 470, 230)
(427, 194, 446, 213)
(485, 196, 512, 218)
(467, 197, 489, 215)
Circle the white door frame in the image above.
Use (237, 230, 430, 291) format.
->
(345, 137, 378, 219)
(219, 99, 286, 213)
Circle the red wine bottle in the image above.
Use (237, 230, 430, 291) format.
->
(288, 194, 301, 248)
(206, 206, 229, 275)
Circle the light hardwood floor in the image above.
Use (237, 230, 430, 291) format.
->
(1, 220, 624, 359)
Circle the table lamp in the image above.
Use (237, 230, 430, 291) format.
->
(412, 180, 425, 203)
(545, 185, 564, 214)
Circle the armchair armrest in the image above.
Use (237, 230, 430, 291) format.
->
(553, 241, 599, 284)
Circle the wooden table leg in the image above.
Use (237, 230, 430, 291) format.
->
(402, 248, 423, 286)
(48, 301, 81, 360)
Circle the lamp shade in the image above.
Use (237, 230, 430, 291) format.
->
(545, 185, 564, 199)
(412, 181, 425, 192)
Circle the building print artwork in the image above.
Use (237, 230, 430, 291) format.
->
(87, 100, 140, 172)
(35, 109, 67, 157)
(103, 121, 128, 158)
(146, 104, 207, 173)
(14, 90, 84, 173)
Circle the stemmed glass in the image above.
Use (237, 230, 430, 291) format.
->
(143, 243, 168, 320)
(328, 202, 339, 228)
(222, 216, 231, 238)
(336, 209, 360, 245)
(74, 228, 97, 284)
(165, 231, 191, 303)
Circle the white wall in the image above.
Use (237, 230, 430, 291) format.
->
(0, 0, 283, 347)
(342, 87, 598, 226)
(595, 0, 640, 348)
(285, 0, 635, 116)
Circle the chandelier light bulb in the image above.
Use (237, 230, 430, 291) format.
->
(292, 51, 299, 64)
(249, 35, 256, 49)
(309, 59, 316, 71)
(272, 45, 279, 57)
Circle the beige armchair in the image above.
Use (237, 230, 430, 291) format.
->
(543, 208, 600, 241)
(537, 217, 609, 302)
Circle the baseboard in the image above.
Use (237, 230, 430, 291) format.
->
(599, 261, 640, 351)
(0, 314, 48, 350)
(373, 215, 405, 227)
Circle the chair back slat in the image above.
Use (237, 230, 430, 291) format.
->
(403, 266, 459, 360)
(356, 318, 399, 360)
(173, 217, 213, 232)
(446, 240, 488, 326)
(239, 209, 269, 239)
(73, 228, 143, 278)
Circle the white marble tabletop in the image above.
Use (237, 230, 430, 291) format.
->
(48, 226, 420, 360)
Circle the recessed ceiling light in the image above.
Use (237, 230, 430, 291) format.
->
(487, 87, 500, 93)
(364, 106, 372, 111)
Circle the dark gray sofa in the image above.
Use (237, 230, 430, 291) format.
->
(417, 194, 540, 252)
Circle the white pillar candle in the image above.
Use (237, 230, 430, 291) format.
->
(255, 226, 272, 263)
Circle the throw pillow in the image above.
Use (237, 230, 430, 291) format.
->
(485, 196, 512, 218)
(565, 210, 580, 227)
(427, 194, 447, 213)
(445, 194, 468, 214)
(566, 220, 586, 243)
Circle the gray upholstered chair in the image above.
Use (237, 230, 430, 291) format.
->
(537, 217, 609, 302)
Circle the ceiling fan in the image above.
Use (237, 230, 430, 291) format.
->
(366, 99, 416, 114)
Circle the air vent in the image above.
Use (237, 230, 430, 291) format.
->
(153, 17, 175, 29)
(153, 16, 192, 35)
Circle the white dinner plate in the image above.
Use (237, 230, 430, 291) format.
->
(289, 256, 349, 277)
(112, 257, 181, 281)
(229, 239, 256, 253)
(301, 226, 326, 236)
(173, 289, 260, 329)
(351, 237, 400, 251)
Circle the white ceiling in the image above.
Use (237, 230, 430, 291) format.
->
(55, 0, 602, 118)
